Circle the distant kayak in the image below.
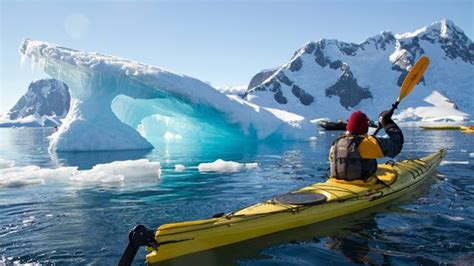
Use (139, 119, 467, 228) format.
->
(319, 120, 377, 131)
(318, 121, 347, 130)
(420, 125, 461, 130)
(460, 126, 474, 133)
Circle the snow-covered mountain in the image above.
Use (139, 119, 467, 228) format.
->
(245, 19, 473, 122)
(0, 79, 70, 127)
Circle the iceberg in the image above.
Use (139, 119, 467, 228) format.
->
(20, 40, 313, 151)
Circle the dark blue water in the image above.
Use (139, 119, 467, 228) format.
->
(0, 127, 473, 265)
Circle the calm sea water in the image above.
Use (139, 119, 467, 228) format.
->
(0, 126, 473, 265)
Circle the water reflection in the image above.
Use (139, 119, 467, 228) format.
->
(154, 206, 390, 266)
(51, 149, 152, 170)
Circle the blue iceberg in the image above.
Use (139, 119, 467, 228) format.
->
(20, 40, 313, 151)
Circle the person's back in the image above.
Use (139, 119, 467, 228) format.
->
(329, 110, 403, 181)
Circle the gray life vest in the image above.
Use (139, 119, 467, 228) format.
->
(330, 135, 377, 181)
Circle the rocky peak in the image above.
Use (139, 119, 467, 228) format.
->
(362, 31, 396, 50)
(325, 64, 372, 109)
(8, 79, 70, 120)
(247, 68, 278, 90)
(397, 19, 473, 64)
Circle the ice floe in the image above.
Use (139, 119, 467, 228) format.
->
(198, 159, 259, 173)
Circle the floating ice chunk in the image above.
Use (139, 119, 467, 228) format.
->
(0, 165, 69, 188)
(175, 164, 186, 172)
(440, 161, 469, 166)
(198, 159, 259, 173)
(0, 159, 160, 188)
(85, 159, 161, 179)
(309, 136, 317, 142)
(22, 216, 35, 226)
(470, 153, 474, 158)
(70, 159, 160, 183)
(0, 159, 14, 169)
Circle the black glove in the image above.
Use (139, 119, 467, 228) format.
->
(378, 110, 394, 127)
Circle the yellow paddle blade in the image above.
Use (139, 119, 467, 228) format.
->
(397, 56, 430, 102)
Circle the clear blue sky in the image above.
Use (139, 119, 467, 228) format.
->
(1, 0, 473, 114)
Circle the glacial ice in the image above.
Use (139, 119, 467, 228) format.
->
(20, 40, 313, 151)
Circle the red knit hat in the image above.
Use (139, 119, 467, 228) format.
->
(346, 111, 369, 135)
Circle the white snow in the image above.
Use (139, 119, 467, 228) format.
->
(395, 26, 429, 39)
(394, 91, 468, 122)
(174, 164, 186, 172)
(198, 159, 259, 173)
(216, 85, 248, 95)
(0, 158, 160, 188)
(264, 107, 305, 125)
(440, 19, 448, 39)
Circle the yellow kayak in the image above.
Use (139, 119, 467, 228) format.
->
(119, 149, 446, 265)
(460, 126, 474, 133)
(119, 149, 440, 264)
(420, 125, 461, 130)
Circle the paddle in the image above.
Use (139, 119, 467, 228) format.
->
(373, 56, 430, 136)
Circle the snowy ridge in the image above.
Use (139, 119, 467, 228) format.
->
(20, 40, 314, 151)
(245, 19, 473, 122)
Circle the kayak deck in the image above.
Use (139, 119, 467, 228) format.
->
(146, 149, 446, 264)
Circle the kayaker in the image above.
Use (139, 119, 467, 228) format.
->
(329, 110, 403, 181)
